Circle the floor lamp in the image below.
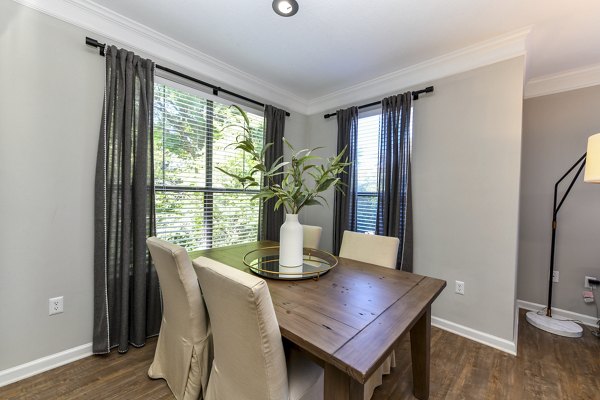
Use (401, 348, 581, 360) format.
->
(526, 133, 600, 337)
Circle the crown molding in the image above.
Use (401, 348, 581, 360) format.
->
(307, 27, 531, 115)
(12, 0, 531, 116)
(11, 0, 309, 114)
(524, 63, 600, 99)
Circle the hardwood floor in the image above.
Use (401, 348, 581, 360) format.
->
(1, 309, 598, 399)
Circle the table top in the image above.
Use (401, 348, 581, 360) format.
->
(190, 240, 446, 384)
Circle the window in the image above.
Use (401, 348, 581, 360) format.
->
(355, 109, 413, 233)
(153, 80, 264, 251)
(355, 113, 380, 234)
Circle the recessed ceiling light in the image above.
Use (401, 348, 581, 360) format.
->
(272, 0, 299, 17)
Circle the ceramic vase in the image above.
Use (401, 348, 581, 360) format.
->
(279, 213, 303, 268)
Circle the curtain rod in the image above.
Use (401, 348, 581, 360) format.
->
(85, 37, 291, 117)
(322, 86, 434, 119)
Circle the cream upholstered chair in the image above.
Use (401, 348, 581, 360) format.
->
(302, 225, 322, 249)
(339, 230, 400, 269)
(192, 256, 323, 400)
(339, 230, 400, 399)
(146, 237, 212, 400)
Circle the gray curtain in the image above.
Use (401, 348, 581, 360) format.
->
(259, 105, 286, 241)
(333, 107, 359, 254)
(376, 92, 413, 271)
(93, 45, 161, 354)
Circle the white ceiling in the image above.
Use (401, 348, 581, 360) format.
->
(88, 0, 600, 101)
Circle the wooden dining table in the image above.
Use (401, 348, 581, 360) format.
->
(190, 241, 446, 400)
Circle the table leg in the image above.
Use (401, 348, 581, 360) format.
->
(410, 304, 431, 400)
(324, 364, 365, 400)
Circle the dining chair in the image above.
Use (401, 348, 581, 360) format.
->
(339, 230, 400, 269)
(302, 225, 322, 249)
(192, 256, 324, 400)
(146, 237, 212, 400)
(339, 230, 401, 399)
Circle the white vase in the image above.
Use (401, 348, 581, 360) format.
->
(279, 213, 304, 268)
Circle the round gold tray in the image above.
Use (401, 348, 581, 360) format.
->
(243, 246, 338, 280)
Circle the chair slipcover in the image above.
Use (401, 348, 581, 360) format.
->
(339, 230, 401, 399)
(192, 256, 323, 400)
(339, 230, 400, 269)
(146, 237, 212, 400)
(302, 225, 323, 249)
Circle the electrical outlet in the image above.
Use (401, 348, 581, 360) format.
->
(455, 280, 465, 295)
(49, 296, 63, 316)
(553, 271, 559, 283)
(584, 276, 598, 289)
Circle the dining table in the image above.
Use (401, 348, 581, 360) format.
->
(190, 241, 446, 400)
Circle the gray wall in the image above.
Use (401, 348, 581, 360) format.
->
(518, 85, 600, 318)
(412, 57, 524, 342)
(0, 1, 103, 370)
(300, 114, 338, 250)
(304, 57, 525, 343)
(0, 1, 307, 372)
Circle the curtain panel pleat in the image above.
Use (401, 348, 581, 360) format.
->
(333, 107, 359, 254)
(259, 105, 286, 241)
(93, 45, 161, 354)
(376, 92, 413, 271)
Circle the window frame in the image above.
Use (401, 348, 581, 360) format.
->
(355, 107, 381, 234)
(153, 75, 264, 251)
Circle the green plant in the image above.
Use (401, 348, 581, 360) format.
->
(217, 106, 351, 214)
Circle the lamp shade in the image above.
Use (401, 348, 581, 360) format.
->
(584, 133, 600, 183)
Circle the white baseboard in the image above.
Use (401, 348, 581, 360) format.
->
(4, 303, 592, 387)
(517, 299, 599, 327)
(431, 316, 517, 356)
(0, 343, 93, 388)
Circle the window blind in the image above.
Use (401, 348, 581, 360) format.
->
(356, 113, 380, 234)
(154, 82, 264, 251)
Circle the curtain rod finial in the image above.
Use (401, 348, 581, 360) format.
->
(85, 37, 105, 56)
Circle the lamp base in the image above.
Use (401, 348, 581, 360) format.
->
(525, 311, 583, 338)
